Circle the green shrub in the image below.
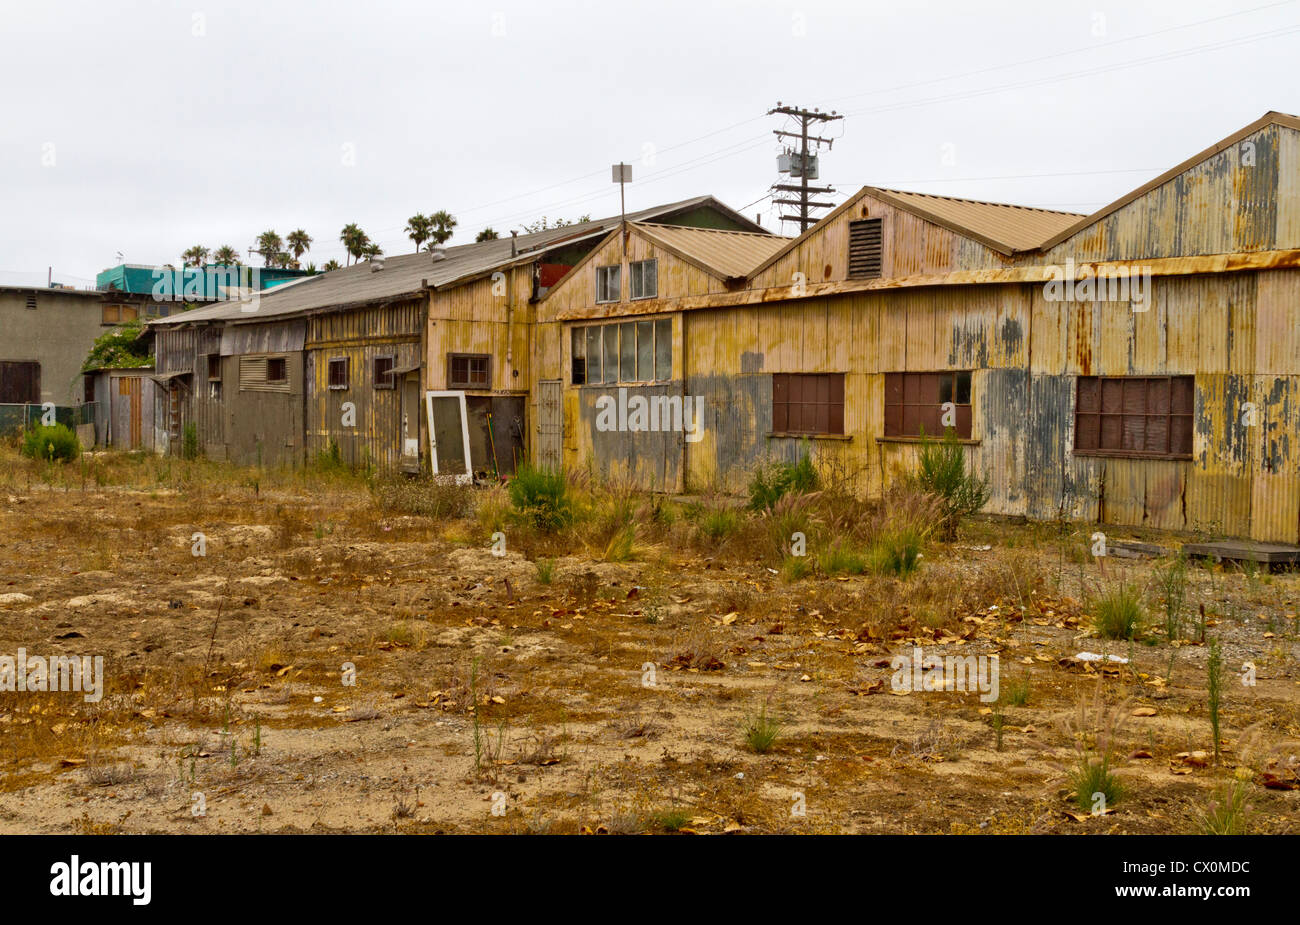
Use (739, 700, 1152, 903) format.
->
(534, 558, 555, 585)
(868, 526, 925, 577)
(914, 428, 989, 539)
(747, 447, 819, 511)
(1092, 581, 1145, 640)
(507, 465, 573, 531)
(742, 703, 782, 753)
(780, 555, 812, 582)
(698, 505, 741, 541)
(1197, 778, 1253, 835)
(1068, 748, 1124, 812)
(181, 422, 200, 460)
(21, 424, 80, 463)
(817, 541, 866, 576)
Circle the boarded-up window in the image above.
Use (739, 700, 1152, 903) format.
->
(447, 353, 490, 389)
(630, 259, 657, 300)
(772, 373, 845, 436)
(1074, 376, 1194, 459)
(0, 361, 40, 403)
(595, 265, 621, 303)
(238, 355, 291, 392)
(848, 219, 883, 279)
(102, 303, 139, 325)
(327, 357, 348, 389)
(883, 371, 973, 439)
(373, 355, 395, 389)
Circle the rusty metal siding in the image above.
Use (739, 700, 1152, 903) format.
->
(154, 328, 196, 374)
(220, 349, 303, 468)
(577, 384, 685, 492)
(1044, 125, 1281, 264)
(305, 300, 424, 472)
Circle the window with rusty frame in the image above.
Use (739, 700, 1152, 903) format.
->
(883, 371, 973, 439)
(1074, 375, 1193, 459)
(447, 353, 490, 389)
(772, 373, 845, 436)
(373, 355, 395, 390)
(326, 357, 346, 389)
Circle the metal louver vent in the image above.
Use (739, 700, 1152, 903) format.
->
(848, 218, 883, 279)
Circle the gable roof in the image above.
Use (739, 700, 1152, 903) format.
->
(747, 184, 1084, 279)
(631, 223, 790, 280)
(865, 188, 1083, 254)
(1037, 110, 1300, 250)
(149, 195, 765, 327)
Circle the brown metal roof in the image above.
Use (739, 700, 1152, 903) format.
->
(863, 188, 1083, 254)
(631, 223, 791, 279)
(149, 195, 765, 327)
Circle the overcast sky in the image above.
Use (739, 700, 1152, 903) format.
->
(2, 0, 1299, 287)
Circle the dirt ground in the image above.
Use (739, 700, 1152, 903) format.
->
(1, 451, 1298, 834)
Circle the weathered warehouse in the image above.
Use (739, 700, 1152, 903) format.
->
(147, 196, 765, 473)
(541, 112, 1300, 544)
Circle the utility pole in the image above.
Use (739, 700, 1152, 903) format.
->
(768, 102, 842, 233)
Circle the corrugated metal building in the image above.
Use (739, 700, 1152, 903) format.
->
(537, 112, 1300, 543)
(146, 196, 766, 474)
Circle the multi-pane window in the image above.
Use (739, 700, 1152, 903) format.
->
(772, 373, 845, 436)
(373, 355, 395, 390)
(570, 318, 672, 385)
(595, 265, 621, 303)
(630, 259, 657, 300)
(883, 371, 972, 439)
(326, 357, 347, 389)
(1074, 376, 1193, 459)
(447, 353, 490, 389)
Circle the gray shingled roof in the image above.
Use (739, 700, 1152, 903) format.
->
(149, 196, 761, 327)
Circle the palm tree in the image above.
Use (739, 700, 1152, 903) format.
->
(181, 245, 209, 267)
(212, 245, 240, 266)
(256, 230, 283, 267)
(274, 251, 293, 269)
(428, 210, 458, 247)
(405, 214, 432, 253)
(475, 227, 500, 242)
(321, 259, 341, 271)
(362, 241, 384, 260)
(286, 229, 312, 264)
(339, 224, 366, 266)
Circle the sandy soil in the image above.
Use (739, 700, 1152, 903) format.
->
(1, 465, 1297, 835)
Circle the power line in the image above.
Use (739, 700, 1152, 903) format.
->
(843, 21, 1300, 119)
(767, 104, 842, 233)
(819, 0, 1297, 109)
